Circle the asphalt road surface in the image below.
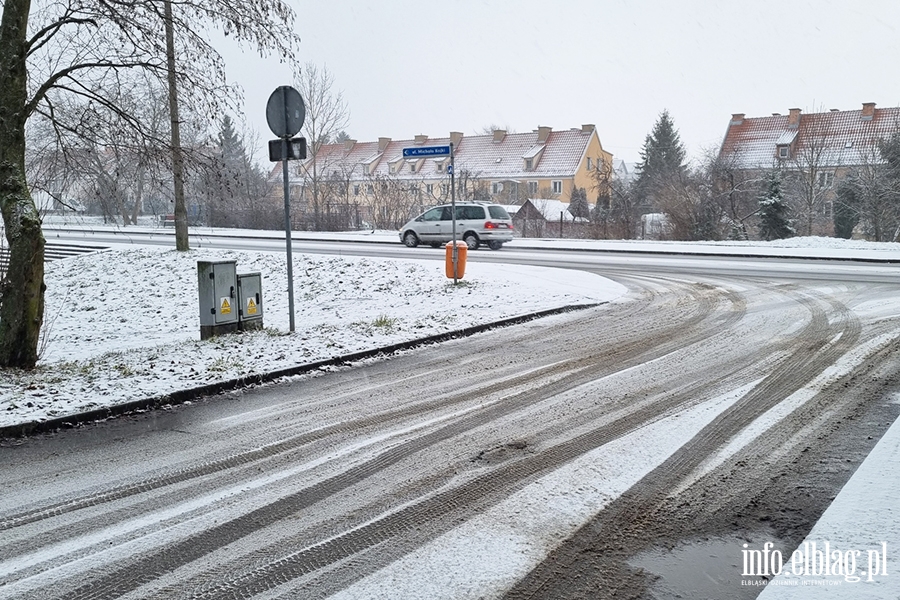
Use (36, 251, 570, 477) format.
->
(2, 235, 899, 599)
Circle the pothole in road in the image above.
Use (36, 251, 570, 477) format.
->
(630, 531, 783, 599)
(471, 440, 530, 465)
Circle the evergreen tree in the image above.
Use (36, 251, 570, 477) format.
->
(204, 115, 271, 227)
(634, 110, 687, 209)
(219, 115, 249, 169)
(333, 130, 352, 144)
(758, 171, 794, 241)
(568, 187, 590, 219)
(833, 180, 860, 239)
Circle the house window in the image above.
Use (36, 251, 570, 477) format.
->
(353, 185, 360, 196)
(409, 183, 418, 193)
(492, 182, 503, 194)
(527, 181, 538, 195)
(587, 157, 593, 170)
(525, 158, 533, 171)
(426, 183, 434, 195)
(552, 180, 562, 194)
(817, 171, 834, 188)
(441, 184, 449, 195)
(366, 184, 374, 195)
(409, 163, 416, 173)
(778, 146, 790, 159)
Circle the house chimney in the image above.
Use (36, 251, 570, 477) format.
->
(730, 113, 745, 125)
(343, 139, 356, 151)
(450, 131, 463, 147)
(581, 124, 595, 133)
(492, 129, 506, 142)
(377, 137, 391, 152)
(788, 108, 801, 128)
(862, 102, 876, 121)
(537, 126, 552, 143)
(414, 134, 428, 145)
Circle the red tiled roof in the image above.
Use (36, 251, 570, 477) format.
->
(720, 105, 900, 168)
(288, 128, 598, 183)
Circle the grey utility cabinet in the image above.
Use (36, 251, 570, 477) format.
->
(197, 260, 239, 340)
(237, 272, 263, 331)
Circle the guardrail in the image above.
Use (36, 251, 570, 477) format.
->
(0, 242, 108, 280)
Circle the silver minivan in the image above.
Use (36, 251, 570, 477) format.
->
(399, 203, 514, 250)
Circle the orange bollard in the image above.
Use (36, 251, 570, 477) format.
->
(445, 240, 467, 280)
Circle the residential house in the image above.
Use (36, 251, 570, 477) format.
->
(513, 198, 591, 238)
(718, 102, 900, 235)
(280, 124, 613, 230)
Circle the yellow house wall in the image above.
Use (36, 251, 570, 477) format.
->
(571, 131, 612, 202)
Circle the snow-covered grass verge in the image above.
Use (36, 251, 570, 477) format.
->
(0, 247, 627, 429)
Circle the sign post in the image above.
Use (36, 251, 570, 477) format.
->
(401, 144, 459, 282)
(266, 86, 306, 332)
(450, 143, 457, 283)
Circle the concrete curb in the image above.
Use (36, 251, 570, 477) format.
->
(1, 303, 602, 440)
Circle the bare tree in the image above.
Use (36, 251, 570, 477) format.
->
(0, 0, 299, 368)
(365, 173, 419, 230)
(703, 146, 764, 240)
(785, 113, 834, 236)
(836, 137, 900, 242)
(475, 124, 516, 135)
(654, 168, 727, 241)
(294, 63, 351, 231)
(589, 159, 640, 239)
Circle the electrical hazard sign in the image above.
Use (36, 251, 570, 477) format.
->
(247, 298, 258, 315)
(220, 297, 232, 315)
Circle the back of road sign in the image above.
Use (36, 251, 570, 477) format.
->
(266, 86, 305, 138)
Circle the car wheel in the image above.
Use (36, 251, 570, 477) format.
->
(403, 231, 419, 247)
(488, 241, 503, 250)
(463, 233, 479, 250)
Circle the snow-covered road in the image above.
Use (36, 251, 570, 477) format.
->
(3, 245, 900, 599)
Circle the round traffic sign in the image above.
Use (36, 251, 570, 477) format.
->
(266, 86, 305, 138)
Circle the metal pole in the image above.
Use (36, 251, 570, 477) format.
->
(281, 89, 296, 332)
(450, 143, 457, 284)
(281, 139, 296, 332)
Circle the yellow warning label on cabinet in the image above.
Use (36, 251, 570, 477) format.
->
(247, 298, 258, 315)
(220, 297, 232, 315)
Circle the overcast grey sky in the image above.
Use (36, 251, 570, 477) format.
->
(222, 0, 900, 165)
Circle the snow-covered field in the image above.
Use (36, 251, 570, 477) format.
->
(0, 246, 626, 429)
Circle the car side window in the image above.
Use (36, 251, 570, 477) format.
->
(440, 207, 452, 220)
(456, 206, 484, 220)
(421, 208, 443, 221)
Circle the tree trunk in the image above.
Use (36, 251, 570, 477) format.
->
(131, 165, 145, 225)
(164, 0, 189, 250)
(0, 0, 46, 368)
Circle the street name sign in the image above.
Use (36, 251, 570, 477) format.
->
(402, 145, 451, 158)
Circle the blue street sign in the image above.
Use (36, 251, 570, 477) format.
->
(402, 145, 451, 158)
(447, 164, 453, 174)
